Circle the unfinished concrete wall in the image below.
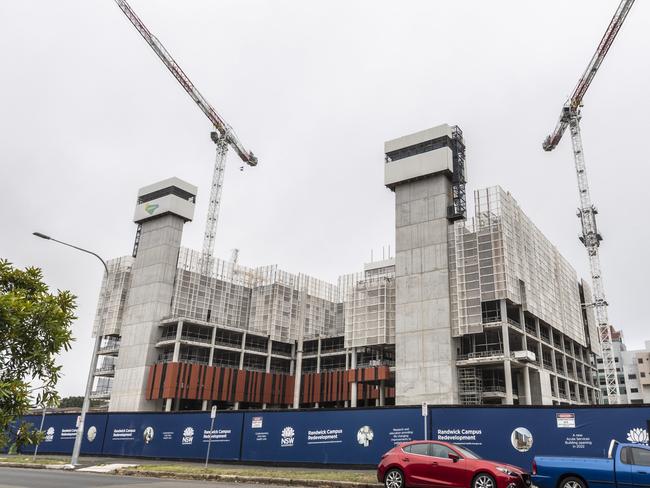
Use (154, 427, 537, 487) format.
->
(385, 124, 461, 405)
(109, 214, 185, 411)
(393, 175, 457, 404)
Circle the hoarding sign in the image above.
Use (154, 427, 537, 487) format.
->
(101, 411, 243, 460)
(241, 408, 422, 464)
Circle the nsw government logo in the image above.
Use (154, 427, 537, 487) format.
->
(627, 428, 649, 445)
(182, 427, 194, 445)
(45, 427, 55, 442)
(281, 426, 295, 447)
(357, 426, 374, 447)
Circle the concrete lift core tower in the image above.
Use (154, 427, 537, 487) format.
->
(543, 0, 635, 405)
(384, 124, 466, 404)
(110, 178, 196, 411)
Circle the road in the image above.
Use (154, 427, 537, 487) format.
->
(0, 468, 288, 488)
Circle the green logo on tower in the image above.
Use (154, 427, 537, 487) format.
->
(145, 203, 159, 215)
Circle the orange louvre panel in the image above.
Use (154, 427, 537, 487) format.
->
(147, 362, 294, 406)
(202, 367, 215, 400)
(145, 365, 156, 399)
(284, 375, 295, 405)
(187, 364, 200, 400)
(162, 363, 179, 398)
(234, 370, 246, 402)
(262, 375, 273, 404)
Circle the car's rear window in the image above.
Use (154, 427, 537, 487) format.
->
(404, 443, 430, 456)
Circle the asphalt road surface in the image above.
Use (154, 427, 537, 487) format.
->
(0, 468, 288, 488)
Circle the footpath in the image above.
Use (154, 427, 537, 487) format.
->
(0, 454, 380, 488)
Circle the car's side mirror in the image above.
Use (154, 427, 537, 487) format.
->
(449, 453, 460, 463)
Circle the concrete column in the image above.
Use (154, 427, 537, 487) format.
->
(290, 342, 296, 375)
(164, 398, 172, 412)
(205, 325, 216, 408)
(523, 366, 532, 405)
(501, 300, 513, 404)
(379, 380, 386, 407)
(292, 291, 307, 409)
(314, 336, 322, 408)
(265, 336, 273, 372)
(263, 336, 272, 409)
(172, 321, 183, 362)
(344, 350, 350, 408)
(350, 348, 358, 408)
(239, 332, 247, 369)
(234, 332, 247, 410)
(316, 337, 322, 373)
(551, 348, 558, 373)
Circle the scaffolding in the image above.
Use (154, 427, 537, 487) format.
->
(344, 276, 396, 348)
(171, 248, 251, 330)
(449, 187, 589, 347)
(92, 255, 134, 337)
(458, 368, 482, 405)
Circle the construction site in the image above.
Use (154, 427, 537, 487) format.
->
(86, 0, 636, 412)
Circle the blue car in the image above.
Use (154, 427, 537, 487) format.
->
(532, 440, 650, 488)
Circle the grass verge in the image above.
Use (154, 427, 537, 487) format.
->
(123, 464, 377, 483)
(0, 455, 67, 465)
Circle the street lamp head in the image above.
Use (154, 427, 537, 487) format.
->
(33, 232, 51, 240)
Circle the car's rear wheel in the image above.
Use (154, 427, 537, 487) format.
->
(385, 468, 405, 488)
(473, 473, 496, 488)
(560, 477, 587, 488)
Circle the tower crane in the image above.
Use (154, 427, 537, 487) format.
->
(112, 0, 257, 264)
(542, 0, 635, 405)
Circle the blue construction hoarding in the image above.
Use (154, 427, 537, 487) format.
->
(430, 406, 650, 468)
(241, 407, 423, 464)
(9, 406, 650, 467)
(18, 413, 108, 455)
(101, 411, 243, 460)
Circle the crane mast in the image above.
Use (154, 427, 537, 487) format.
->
(543, 0, 635, 405)
(112, 0, 257, 263)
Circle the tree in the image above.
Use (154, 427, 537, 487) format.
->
(0, 260, 75, 449)
(58, 396, 102, 409)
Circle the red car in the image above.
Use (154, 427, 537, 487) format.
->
(377, 440, 530, 488)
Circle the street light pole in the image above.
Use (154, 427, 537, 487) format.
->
(33, 232, 109, 467)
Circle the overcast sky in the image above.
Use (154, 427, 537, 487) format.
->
(1, 1, 648, 398)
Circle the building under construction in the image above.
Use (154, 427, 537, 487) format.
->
(90, 124, 601, 412)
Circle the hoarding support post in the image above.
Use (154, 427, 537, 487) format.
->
(205, 406, 217, 468)
(422, 402, 428, 440)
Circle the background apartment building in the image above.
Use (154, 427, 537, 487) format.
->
(90, 124, 601, 412)
(597, 328, 650, 404)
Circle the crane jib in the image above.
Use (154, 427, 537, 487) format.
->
(543, 0, 634, 151)
(112, 0, 256, 167)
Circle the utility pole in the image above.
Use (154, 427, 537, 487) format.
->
(33, 232, 109, 465)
